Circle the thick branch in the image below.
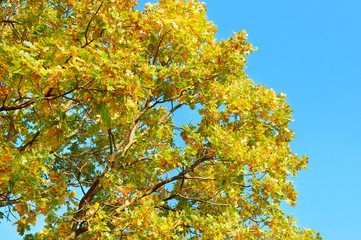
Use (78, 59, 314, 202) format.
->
(65, 100, 153, 239)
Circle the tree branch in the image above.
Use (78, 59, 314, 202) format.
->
(113, 155, 210, 213)
(18, 131, 40, 153)
(152, 29, 172, 65)
(83, 2, 104, 48)
(174, 194, 230, 207)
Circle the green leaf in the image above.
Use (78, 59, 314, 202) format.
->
(23, 41, 36, 49)
(96, 103, 112, 127)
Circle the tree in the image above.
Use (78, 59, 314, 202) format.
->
(0, 0, 321, 239)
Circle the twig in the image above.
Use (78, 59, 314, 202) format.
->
(83, 3, 104, 48)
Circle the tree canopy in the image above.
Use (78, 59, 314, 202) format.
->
(0, 0, 321, 239)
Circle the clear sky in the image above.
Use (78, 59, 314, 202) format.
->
(202, 0, 361, 239)
(1, 0, 361, 239)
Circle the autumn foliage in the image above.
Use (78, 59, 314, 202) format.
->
(0, 0, 321, 239)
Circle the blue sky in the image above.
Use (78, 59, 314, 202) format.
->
(2, 0, 361, 239)
(202, 0, 361, 239)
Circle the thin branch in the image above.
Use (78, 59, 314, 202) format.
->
(153, 89, 187, 105)
(0, 20, 23, 41)
(0, 20, 22, 25)
(175, 194, 230, 207)
(1, 95, 7, 108)
(117, 157, 149, 170)
(83, 2, 104, 48)
(113, 155, 211, 213)
(0, 99, 34, 112)
(0, 77, 91, 112)
(155, 205, 177, 212)
(108, 129, 113, 154)
(184, 176, 251, 188)
(18, 131, 40, 153)
(152, 29, 172, 65)
(81, 29, 105, 49)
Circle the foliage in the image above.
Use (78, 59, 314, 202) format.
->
(0, 0, 321, 239)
